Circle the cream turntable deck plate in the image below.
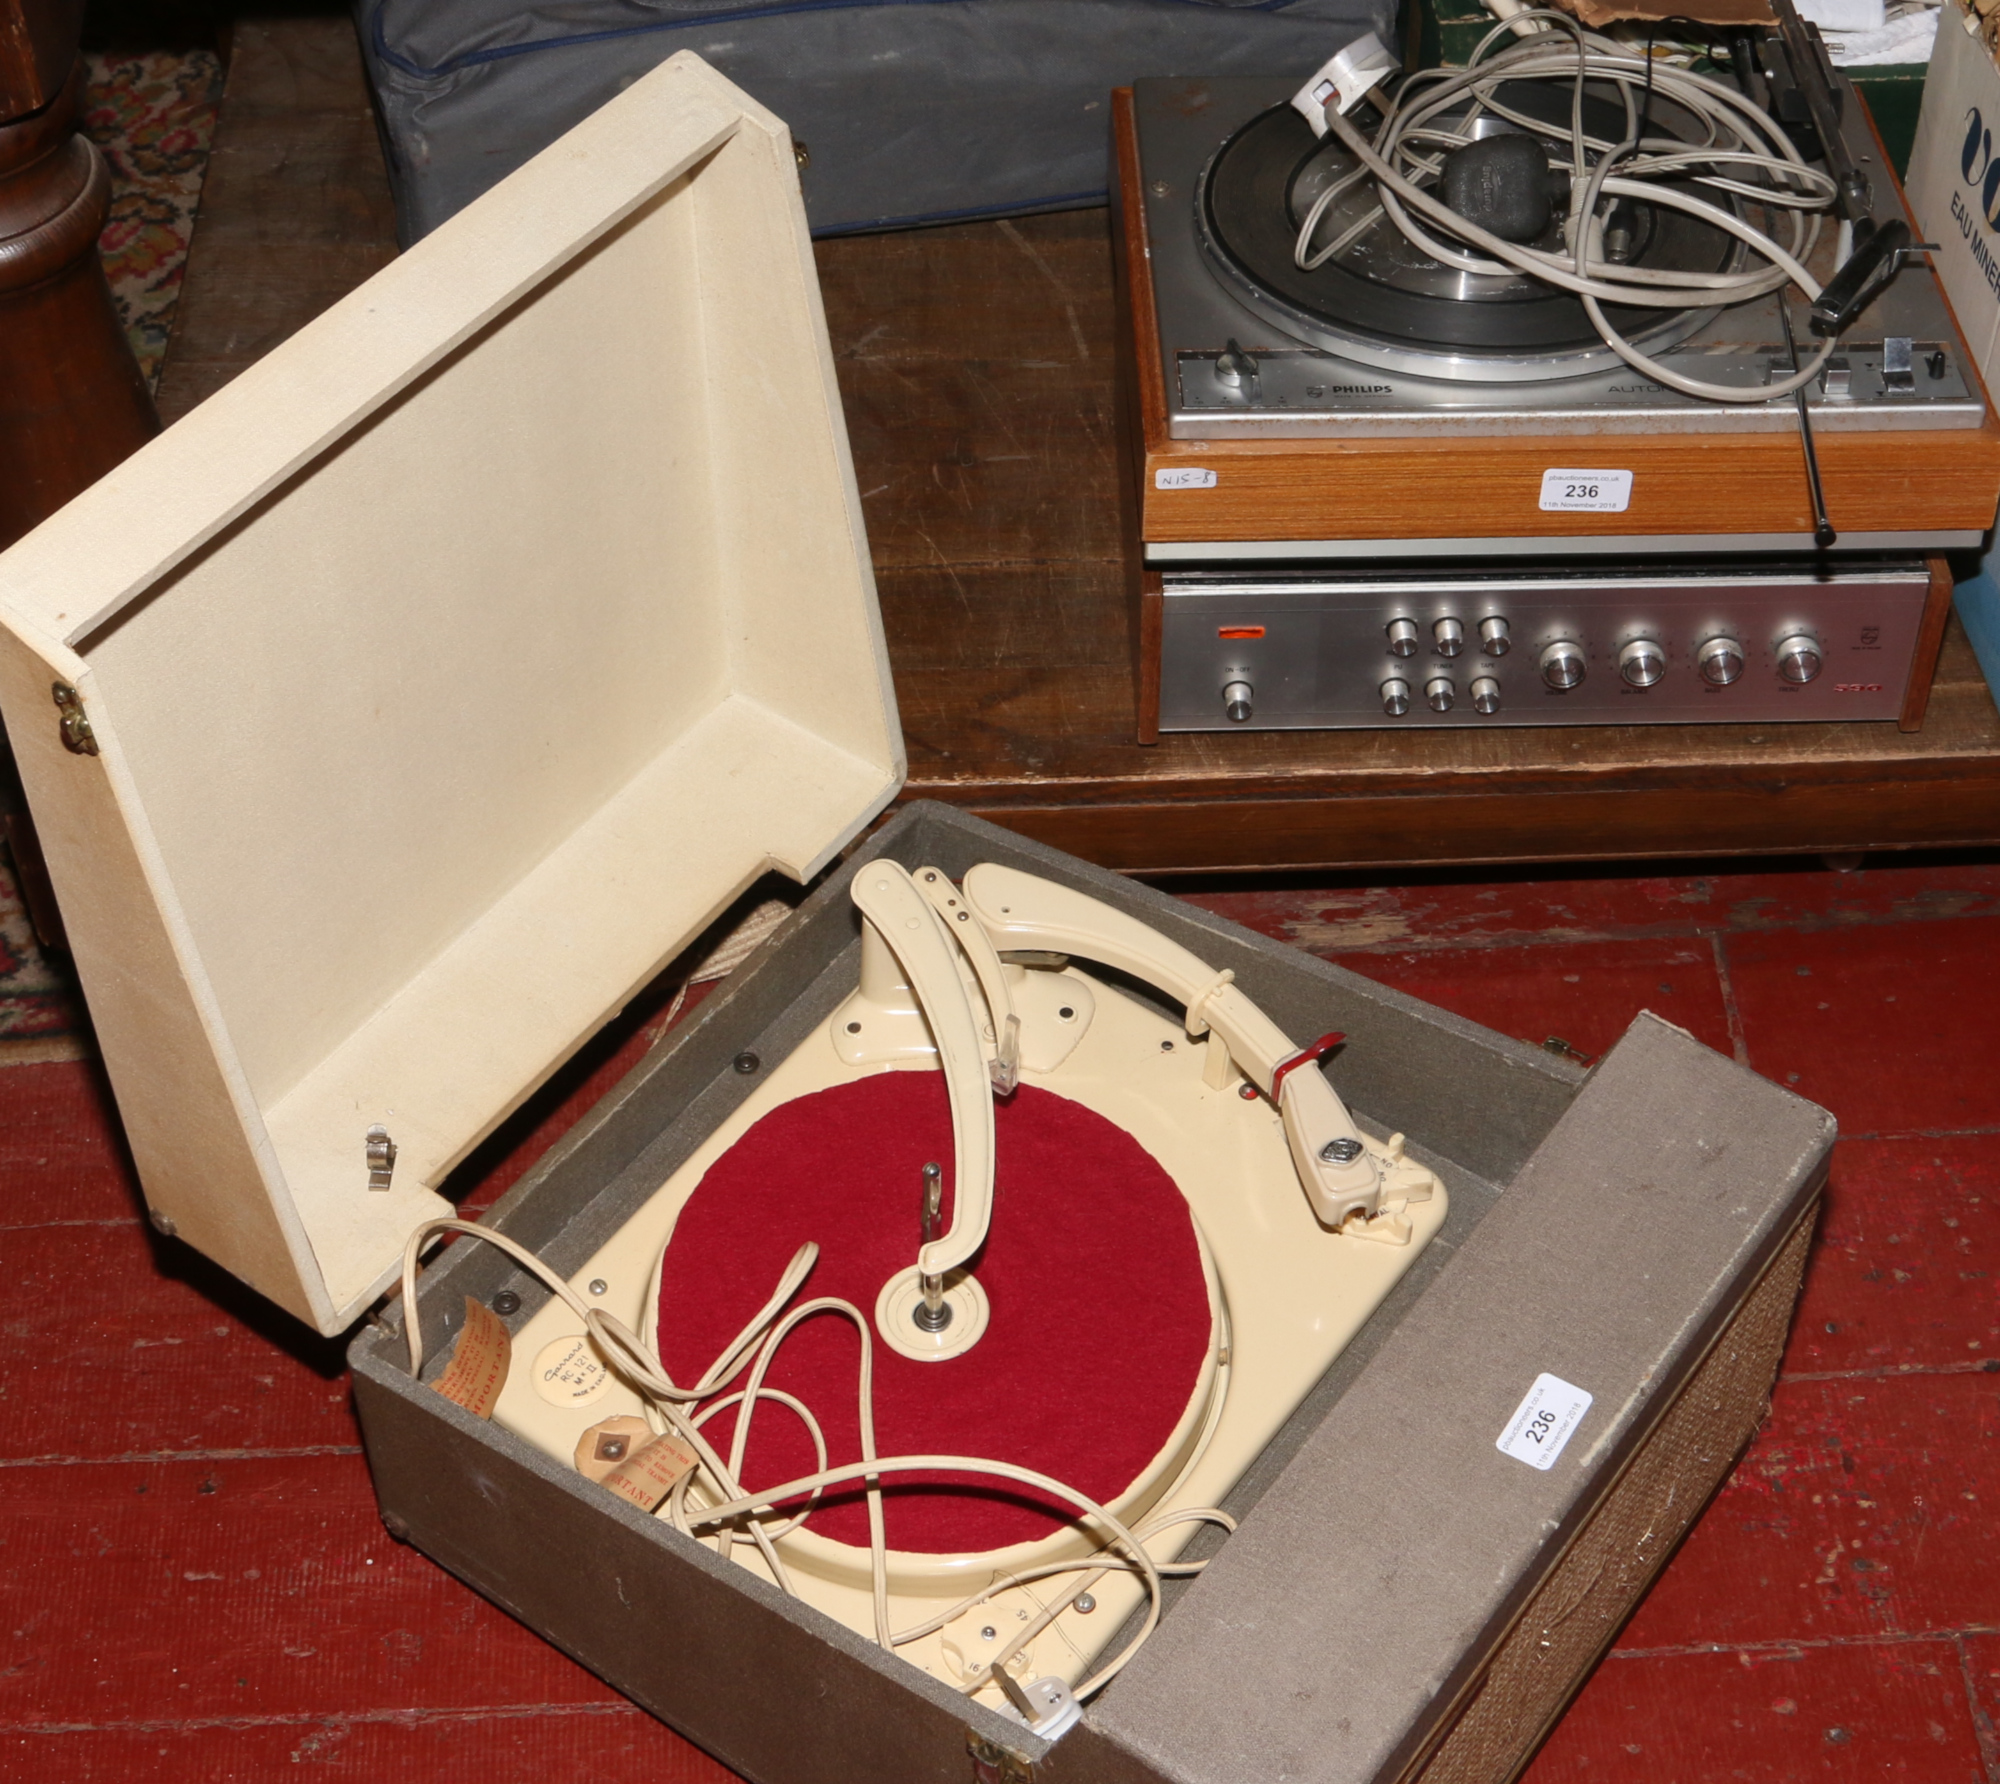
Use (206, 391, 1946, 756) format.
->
(458, 862, 1445, 1726)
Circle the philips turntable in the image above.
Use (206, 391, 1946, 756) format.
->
(1114, 14, 2000, 736)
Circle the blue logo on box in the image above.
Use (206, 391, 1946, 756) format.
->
(1953, 107, 2000, 299)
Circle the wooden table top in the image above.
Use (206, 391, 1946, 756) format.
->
(160, 16, 2000, 877)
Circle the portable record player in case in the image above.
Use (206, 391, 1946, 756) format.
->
(0, 53, 1835, 1784)
(1115, 58, 2000, 739)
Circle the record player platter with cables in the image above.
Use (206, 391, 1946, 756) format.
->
(1115, 22, 2000, 737)
(1197, 77, 1740, 380)
(415, 861, 1446, 1732)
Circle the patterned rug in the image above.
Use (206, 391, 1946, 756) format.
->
(0, 51, 221, 1056)
(80, 49, 225, 388)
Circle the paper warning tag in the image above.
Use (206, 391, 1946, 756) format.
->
(432, 1295, 511, 1418)
(1155, 466, 1218, 490)
(1496, 1372, 1593, 1471)
(574, 1415, 654, 1484)
(600, 1431, 701, 1512)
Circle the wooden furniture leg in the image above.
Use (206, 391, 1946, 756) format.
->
(1, 3, 159, 948)
(0, 48, 159, 549)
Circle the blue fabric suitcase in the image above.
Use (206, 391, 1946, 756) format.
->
(358, 0, 1389, 241)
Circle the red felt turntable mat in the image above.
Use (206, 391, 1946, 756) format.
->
(654, 1070, 1213, 1555)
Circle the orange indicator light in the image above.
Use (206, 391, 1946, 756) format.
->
(1217, 625, 1266, 640)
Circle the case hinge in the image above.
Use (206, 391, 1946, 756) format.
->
(366, 1125, 398, 1192)
(52, 682, 97, 756)
(968, 1734, 1035, 1784)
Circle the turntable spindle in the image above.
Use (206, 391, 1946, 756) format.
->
(914, 1161, 951, 1333)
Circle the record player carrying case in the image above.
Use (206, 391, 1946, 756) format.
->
(0, 54, 1833, 1784)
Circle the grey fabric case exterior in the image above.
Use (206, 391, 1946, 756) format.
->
(348, 800, 1832, 1784)
(354, 0, 1390, 244)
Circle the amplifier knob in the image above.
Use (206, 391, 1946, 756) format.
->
(1479, 616, 1511, 657)
(1380, 678, 1412, 717)
(1221, 679, 1254, 722)
(1434, 617, 1465, 658)
(1697, 636, 1745, 686)
(1386, 617, 1420, 658)
(1618, 638, 1666, 688)
(1425, 676, 1455, 713)
(1775, 634, 1822, 684)
(1540, 640, 1586, 689)
(1471, 676, 1501, 715)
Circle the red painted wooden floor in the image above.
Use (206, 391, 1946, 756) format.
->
(3, 855, 1998, 1781)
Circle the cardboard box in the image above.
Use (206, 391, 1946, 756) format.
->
(0, 53, 1833, 1784)
(1908, 0, 2000, 392)
(1411, 0, 1929, 174)
(1906, 2, 2000, 711)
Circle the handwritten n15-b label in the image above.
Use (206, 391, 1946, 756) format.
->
(1496, 1372, 1593, 1470)
(1539, 469, 1632, 512)
(1155, 466, 1218, 490)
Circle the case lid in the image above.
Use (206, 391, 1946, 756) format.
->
(0, 54, 904, 1335)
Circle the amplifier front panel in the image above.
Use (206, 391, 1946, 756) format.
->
(1157, 566, 1932, 731)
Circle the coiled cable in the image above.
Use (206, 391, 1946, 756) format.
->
(1294, 12, 1842, 401)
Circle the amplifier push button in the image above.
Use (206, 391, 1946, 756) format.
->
(1434, 618, 1465, 658)
(1386, 618, 1419, 658)
(1540, 640, 1586, 689)
(1222, 679, 1254, 722)
(1471, 677, 1501, 715)
(1381, 678, 1412, 717)
(1425, 676, 1455, 713)
(1479, 616, 1510, 657)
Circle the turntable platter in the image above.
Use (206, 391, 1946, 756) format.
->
(1196, 88, 1737, 375)
(653, 1071, 1216, 1555)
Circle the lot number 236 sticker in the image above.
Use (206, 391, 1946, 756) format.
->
(1539, 468, 1632, 512)
(1496, 1372, 1594, 1470)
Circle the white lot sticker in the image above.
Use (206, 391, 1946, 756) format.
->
(1496, 1372, 1594, 1471)
(1539, 469, 1633, 513)
(1155, 466, 1218, 490)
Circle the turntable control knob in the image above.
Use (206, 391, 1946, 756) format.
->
(1433, 617, 1465, 658)
(1775, 635, 1822, 684)
(1697, 636, 1745, 686)
(1471, 676, 1501, 715)
(1618, 638, 1666, 688)
(1386, 618, 1420, 658)
(1380, 678, 1412, 717)
(1221, 679, 1255, 722)
(1540, 640, 1586, 689)
(1479, 616, 1511, 657)
(1425, 676, 1455, 713)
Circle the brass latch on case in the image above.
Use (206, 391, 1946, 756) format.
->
(53, 682, 97, 756)
(366, 1125, 398, 1192)
(968, 1734, 1035, 1783)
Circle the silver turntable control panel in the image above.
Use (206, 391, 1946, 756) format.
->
(1159, 563, 1930, 730)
